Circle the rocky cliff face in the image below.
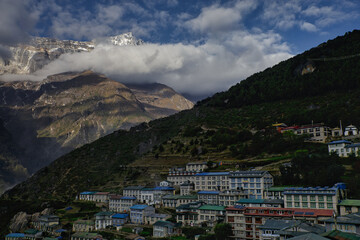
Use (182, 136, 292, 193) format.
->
(0, 71, 193, 193)
(0, 32, 142, 75)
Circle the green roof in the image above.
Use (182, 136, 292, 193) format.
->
(198, 205, 225, 211)
(268, 186, 290, 192)
(24, 229, 39, 234)
(339, 199, 360, 207)
(322, 230, 360, 240)
(94, 211, 113, 216)
(236, 199, 264, 204)
(72, 232, 103, 238)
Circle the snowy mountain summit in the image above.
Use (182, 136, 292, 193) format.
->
(107, 32, 144, 46)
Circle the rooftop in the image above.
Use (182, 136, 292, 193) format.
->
(95, 192, 110, 195)
(112, 213, 129, 219)
(229, 170, 270, 177)
(123, 186, 144, 190)
(328, 140, 352, 145)
(80, 191, 97, 195)
(339, 199, 360, 207)
(153, 186, 175, 191)
(121, 196, 137, 200)
(287, 233, 328, 240)
(268, 186, 292, 192)
(324, 212, 360, 224)
(153, 220, 180, 228)
(94, 211, 113, 216)
(322, 230, 360, 240)
(131, 204, 150, 210)
(345, 143, 360, 148)
(6, 233, 25, 238)
(71, 232, 103, 239)
(198, 191, 219, 195)
(195, 172, 229, 176)
(198, 205, 226, 211)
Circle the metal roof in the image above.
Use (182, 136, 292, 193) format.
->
(112, 213, 129, 219)
(121, 196, 136, 200)
(123, 186, 145, 190)
(339, 199, 360, 207)
(130, 204, 150, 210)
(328, 140, 352, 145)
(195, 172, 229, 176)
(229, 170, 270, 177)
(6, 233, 25, 238)
(198, 205, 225, 211)
(198, 191, 219, 195)
(94, 211, 113, 216)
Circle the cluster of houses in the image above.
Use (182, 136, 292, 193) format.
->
(273, 122, 360, 143)
(6, 162, 360, 240)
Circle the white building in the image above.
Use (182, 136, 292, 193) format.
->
(186, 162, 208, 172)
(344, 125, 358, 136)
(123, 186, 144, 199)
(328, 140, 360, 157)
(95, 212, 113, 230)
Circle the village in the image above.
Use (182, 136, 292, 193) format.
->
(5, 122, 360, 240)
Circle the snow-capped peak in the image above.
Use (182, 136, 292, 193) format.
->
(107, 32, 144, 46)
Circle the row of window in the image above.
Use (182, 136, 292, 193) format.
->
(286, 195, 333, 201)
(286, 202, 333, 209)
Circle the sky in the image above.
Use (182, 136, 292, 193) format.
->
(1, 0, 360, 99)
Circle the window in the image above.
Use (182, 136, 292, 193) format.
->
(295, 202, 300, 207)
(318, 196, 324, 202)
(294, 195, 299, 201)
(310, 202, 316, 208)
(256, 178, 261, 183)
(287, 202, 292, 207)
(302, 202, 308, 208)
(256, 183, 261, 188)
(302, 196, 308, 201)
(327, 196, 333, 202)
(319, 203, 325, 209)
(310, 196, 315, 201)
(250, 178, 254, 183)
(327, 203, 333, 209)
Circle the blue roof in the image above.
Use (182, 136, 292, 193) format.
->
(130, 204, 149, 210)
(154, 186, 175, 191)
(121, 196, 136, 200)
(55, 229, 67, 233)
(328, 140, 352, 145)
(80, 191, 96, 195)
(6, 233, 25, 238)
(345, 143, 360, 148)
(237, 199, 264, 204)
(198, 191, 219, 195)
(112, 213, 129, 219)
(195, 172, 229, 176)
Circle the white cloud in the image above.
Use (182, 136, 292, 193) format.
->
(300, 22, 318, 32)
(31, 30, 292, 96)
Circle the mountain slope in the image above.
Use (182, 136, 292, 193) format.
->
(3, 29, 360, 202)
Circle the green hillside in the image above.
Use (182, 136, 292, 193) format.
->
(2, 29, 360, 235)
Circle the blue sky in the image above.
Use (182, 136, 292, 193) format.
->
(1, 0, 360, 97)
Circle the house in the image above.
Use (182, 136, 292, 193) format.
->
(229, 171, 274, 199)
(176, 201, 205, 226)
(328, 140, 360, 157)
(112, 213, 129, 227)
(94, 211, 113, 230)
(344, 125, 358, 136)
(331, 127, 343, 137)
(109, 195, 137, 212)
(283, 183, 347, 213)
(109, 194, 122, 212)
(167, 170, 197, 186)
(264, 186, 288, 200)
(180, 180, 195, 195)
(130, 205, 155, 224)
(287, 233, 328, 240)
(71, 232, 103, 240)
(338, 199, 360, 215)
(140, 188, 154, 204)
(72, 220, 95, 232)
(32, 215, 60, 232)
(186, 162, 208, 172)
(322, 229, 360, 239)
(193, 172, 230, 191)
(162, 194, 198, 208)
(153, 221, 182, 238)
(197, 205, 226, 227)
(219, 189, 248, 206)
(153, 186, 175, 204)
(324, 212, 360, 234)
(159, 180, 173, 187)
(293, 123, 331, 142)
(79, 191, 97, 201)
(5, 234, 25, 240)
(93, 192, 110, 202)
(258, 219, 325, 240)
(24, 229, 42, 239)
(145, 213, 171, 225)
(123, 186, 144, 199)
(236, 198, 284, 208)
(197, 191, 219, 205)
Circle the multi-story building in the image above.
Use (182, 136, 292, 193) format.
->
(283, 183, 347, 213)
(153, 186, 175, 204)
(79, 191, 97, 201)
(324, 212, 360, 234)
(130, 205, 155, 224)
(109, 194, 122, 212)
(153, 221, 182, 238)
(162, 195, 198, 208)
(328, 140, 360, 157)
(338, 199, 360, 216)
(140, 188, 154, 204)
(111, 213, 129, 228)
(226, 206, 334, 240)
(186, 162, 208, 172)
(264, 186, 287, 200)
(294, 123, 331, 143)
(219, 189, 248, 206)
(92, 192, 110, 202)
(32, 215, 60, 232)
(176, 201, 205, 226)
(72, 220, 95, 232)
(194, 172, 230, 191)
(236, 199, 284, 208)
(229, 171, 273, 199)
(123, 186, 144, 199)
(197, 205, 226, 227)
(180, 181, 195, 195)
(344, 125, 358, 136)
(119, 196, 137, 212)
(94, 212, 113, 230)
(145, 213, 171, 225)
(71, 232, 103, 240)
(197, 191, 219, 205)
(167, 171, 196, 186)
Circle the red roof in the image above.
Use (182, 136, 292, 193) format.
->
(95, 192, 110, 195)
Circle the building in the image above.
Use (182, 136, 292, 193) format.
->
(162, 195, 197, 208)
(229, 171, 274, 199)
(328, 140, 360, 157)
(226, 206, 334, 240)
(153, 186, 175, 204)
(194, 172, 230, 191)
(93, 192, 110, 202)
(159, 180, 173, 187)
(264, 186, 288, 200)
(119, 196, 137, 212)
(72, 220, 95, 232)
(294, 123, 331, 142)
(219, 189, 248, 206)
(140, 188, 154, 204)
(167, 171, 196, 186)
(180, 180, 195, 195)
(324, 212, 360, 234)
(79, 191, 97, 201)
(32, 215, 60, 232)
(71, 232, 103, 240)
(130, 205, 155, 224)
(176, 201, 205, 226)
(236, 199, 284, 208)
(283, 183, 347, 213)
(94, 212, 113, 230)
(338, 199, 360, 216)
(197, 191, 219, 205)
(145, 213, 171, 225)
(5, 234, 25, 240)
(153, 221, 182, 238)
(112, 213, 129, 227)
(197, 205, 226, 227)
(109, 195, 122, 212)
(186, 162, 208, 172)
(123, 186, 144, 199)
(344, 125, 358, 136)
